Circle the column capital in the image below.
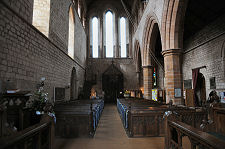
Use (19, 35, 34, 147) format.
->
(161, 49, 183, 57)
(142, 65, 153, 69)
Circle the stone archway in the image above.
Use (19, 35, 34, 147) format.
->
(142, 16, 163, 100)
(161, 0, 188, 50)
(160, 0, 188, 104)
(137, 45, 143, 88)
(134, 40, 143, 88)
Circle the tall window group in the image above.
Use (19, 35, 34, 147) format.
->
(90, 10, 129, 58)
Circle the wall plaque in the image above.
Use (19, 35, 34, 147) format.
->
(174, 88, 182, 98)
(184, 79, 192, 89)
(54, 87, 65, 101)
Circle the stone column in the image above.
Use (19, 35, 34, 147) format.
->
(162, 49, 183, 105)
(142, 65, 153, 100)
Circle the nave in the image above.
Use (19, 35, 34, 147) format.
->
(1, 0, 225, 148)
(53, 104, 165, 149)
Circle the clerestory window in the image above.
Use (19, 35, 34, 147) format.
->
(32, 0, 51, 37)
(68, 6, 75, 59)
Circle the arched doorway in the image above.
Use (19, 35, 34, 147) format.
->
(70, 67, 77, 100)
(102, 63, 123, 103)
(195, 73, 206, 106)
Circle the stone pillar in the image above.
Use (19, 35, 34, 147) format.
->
(142, 65, 153, 100)
(162, 49, 183, 105)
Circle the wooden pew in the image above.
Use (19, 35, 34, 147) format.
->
(165, 115, 225, 149)
(117, 98, 207, 137)
(54, 99, 104, 138)
(212, 106, 225, 136)
(0, 114, 54, 149)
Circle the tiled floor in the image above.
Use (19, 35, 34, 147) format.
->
(53, 104, 165, 149)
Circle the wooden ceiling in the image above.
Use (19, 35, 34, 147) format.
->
(85, 0, 135, 10)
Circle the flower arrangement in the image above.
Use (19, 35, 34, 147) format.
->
(25, 78, 55, 122)
(26, 88, 49, 112)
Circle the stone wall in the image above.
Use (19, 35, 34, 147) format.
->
(49, 0, 72, 51)
(132, 0, 165, 55)
(87, 58, 138, 97)
(182, 14, 225, 98)
(2, 0, 34, 24)
(0, 0, 87, 101)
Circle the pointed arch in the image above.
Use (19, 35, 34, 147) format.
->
(142, 16, 161, 66)
(161, 0, 188, 50)
(136, 42, 143, 88)
(134, 40, 142, 72)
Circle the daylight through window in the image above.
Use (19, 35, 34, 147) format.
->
(120, 17, 127, 57)
(92, 17, 99, 58)
(105, 11, 114, 58)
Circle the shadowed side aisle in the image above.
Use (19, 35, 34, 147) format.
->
(53, 104, 165, 149)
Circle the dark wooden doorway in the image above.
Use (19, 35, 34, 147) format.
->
(102, 63, 123, 103)
(70, 67, 77, 100)
(195, 73, 206, 106)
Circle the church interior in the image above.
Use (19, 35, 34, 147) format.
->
(0, 0, 225, 148)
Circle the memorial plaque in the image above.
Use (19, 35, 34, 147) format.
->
(210, 77, 216, 89)
(184, 79, 192, 89)
(54, 87, 65, 101)
(174, 88, 182, 98)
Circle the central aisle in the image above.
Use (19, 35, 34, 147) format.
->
(54, 104, 164, 149)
